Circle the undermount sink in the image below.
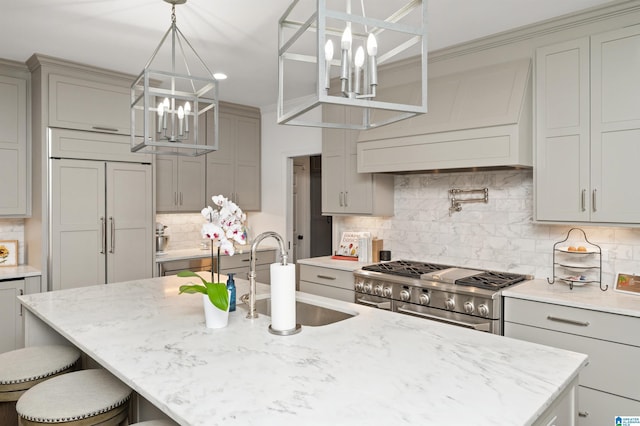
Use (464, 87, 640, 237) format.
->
(241, 297, 357, 327)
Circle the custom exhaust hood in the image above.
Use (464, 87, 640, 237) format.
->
(356, 58, 532, 173)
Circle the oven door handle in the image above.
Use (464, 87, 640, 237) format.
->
(356, 297, 391, 310)
(396, 307, 491, 332)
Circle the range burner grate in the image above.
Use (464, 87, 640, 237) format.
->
(455, 271, 526, 290)
(362, 260, 451, 278)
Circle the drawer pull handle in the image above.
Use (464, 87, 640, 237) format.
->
(92, 126, 119, 132)
(546, 315, 590, 327)
(578, 411, 589, 418)
(317, 275, 336, 280)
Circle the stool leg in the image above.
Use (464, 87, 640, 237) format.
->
(0, 400, 19, 426)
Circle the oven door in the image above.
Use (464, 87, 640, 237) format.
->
(354, 293, 392, 311)
(393, 301, 500, 334)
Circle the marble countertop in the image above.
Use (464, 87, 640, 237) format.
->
(0, 265, 42, 280)
(297, 255, 374, 271)
(503, 278, 640, 318)
(156, 246, 277, 263)
(19, 275, 587, 426)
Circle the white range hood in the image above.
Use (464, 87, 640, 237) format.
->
(357, 58, 532, 173)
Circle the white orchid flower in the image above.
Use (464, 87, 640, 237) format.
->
(219, 238, 235, 256)
(201, 194, 247, 256)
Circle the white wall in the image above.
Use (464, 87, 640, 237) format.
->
(249, 106, 322, 243)
(334, 169, 640, 287)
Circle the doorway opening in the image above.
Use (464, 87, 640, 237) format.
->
(290, 155, 332, 263)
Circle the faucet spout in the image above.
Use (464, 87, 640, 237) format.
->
(245, 231, 288, 319)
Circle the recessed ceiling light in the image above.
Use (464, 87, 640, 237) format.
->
(214, 73, 228, 80)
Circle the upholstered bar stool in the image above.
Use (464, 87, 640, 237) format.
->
(130, 421, 177, 425)
(0, 345, 81, 426)
(16, 369, 132, 426)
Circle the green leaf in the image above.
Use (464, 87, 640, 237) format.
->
(177, 270, 208, 286)
(178, 284, 207, 295)
(205, 282, 229, 311)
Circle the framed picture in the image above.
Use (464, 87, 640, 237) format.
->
(0, 240, 18, 267)
(614, 273, 640, 296)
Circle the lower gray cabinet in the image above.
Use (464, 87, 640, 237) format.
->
(0, 276, 42, 353)
(298, 264, 355, 302)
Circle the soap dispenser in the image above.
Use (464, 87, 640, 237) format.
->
(226, 273, 236, 312)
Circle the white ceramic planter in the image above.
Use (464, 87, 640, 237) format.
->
(202, 293, 230, 329)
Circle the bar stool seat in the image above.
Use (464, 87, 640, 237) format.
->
(129, 421, 177, 425)
(0, 345, 81, 426)
(16, 369, 131, 425)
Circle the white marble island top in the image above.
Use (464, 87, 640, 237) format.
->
(19, 275, 587, 426)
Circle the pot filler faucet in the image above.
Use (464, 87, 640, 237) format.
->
(244, 231, 288, 320)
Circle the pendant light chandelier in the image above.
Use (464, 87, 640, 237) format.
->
(277, 0, 427, 130)
(131, 0, 219, 157)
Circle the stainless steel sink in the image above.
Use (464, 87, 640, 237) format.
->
(241, 298, 356, 326)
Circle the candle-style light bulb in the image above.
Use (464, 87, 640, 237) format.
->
(184, 102, 191, 133)
(162, 98, 170, 130)
(324, 40, 334, 90)
(354, 46, 364, 95)
(340, 26, 352, 93)
(156, 102, 164, 133)
(177, 106, 184, 137)
(367, 33, 378, 90)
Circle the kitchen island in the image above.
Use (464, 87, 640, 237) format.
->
(19, 275, 587, 425)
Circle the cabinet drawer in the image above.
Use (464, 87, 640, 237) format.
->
(505, 322, 640, 400)
(299, 265, 354, 290)
(300, 280, 355, 302)
(49, 74, 142, 135)
(221, 250, 276, 269)
(578, 387, 640, 426)
(504, 298, 640, 347)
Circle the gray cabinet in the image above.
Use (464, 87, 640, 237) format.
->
(322, 106, 393, 216)
(0, 61, 30, 217)
(48, 73, 142, 136)
(26, 55, 154, 291)
(298, 264, 355, 302)
(206, 103, 261, 211)
(0, 276, 42, 353)
(535, 26, 640, 224)
(50, 159, 153, 290)
(156, 155, 206, 212)
(504, 297, 640, 425)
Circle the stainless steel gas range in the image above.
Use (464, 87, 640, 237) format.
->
(353, 260, 529, 335)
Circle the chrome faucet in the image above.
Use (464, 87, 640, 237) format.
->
(244, 231, 288, 319)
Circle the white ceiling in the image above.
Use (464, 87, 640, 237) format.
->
(3, 0, 617, 108)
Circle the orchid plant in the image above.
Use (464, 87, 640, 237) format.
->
(178, 195, 247, 311)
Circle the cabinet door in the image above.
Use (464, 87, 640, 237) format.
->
(322, 105, 347, 214)
(178, 156, 206, 211)
(0, 279, 24, 353)
(234, 115, 261, 210)
(206, 112, 236, 202)
(48, 74, 141, 135)
(106, 162, 153, 283)
(535, 38, 590, 221)
(578, 387, 640, 426)
(344, 139, 373, 214)
(51, 159, 106, 290)
(156, 156, 179, 212)
(0, 74, 28, 216)
(590, 26, 640, 223)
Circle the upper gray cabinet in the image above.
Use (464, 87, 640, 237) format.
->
(322, 105, 394, 216)
(535, 26, 640, 224)
(48, 73, 142, 136)
(206, 102, 261, 211)
(0, 61, 30, 217)
(357, 58, 532, 173)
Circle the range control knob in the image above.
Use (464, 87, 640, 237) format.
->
(478, 304, 490, 317)
(355, 281, 364, 292)
(445, 298, 455, 310)
(400, 289, 411, 301)
(373, 284, 383, 296)
(419, 293, 430, 305)
(383, 287, 393, 298)
(363, 282, 373, 294)
(464, 301, 474, 314)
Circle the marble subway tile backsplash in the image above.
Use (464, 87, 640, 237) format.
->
(156, 213, 205, 251)
(0, 219, 25, 264)
(334, 170, 640, 286)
